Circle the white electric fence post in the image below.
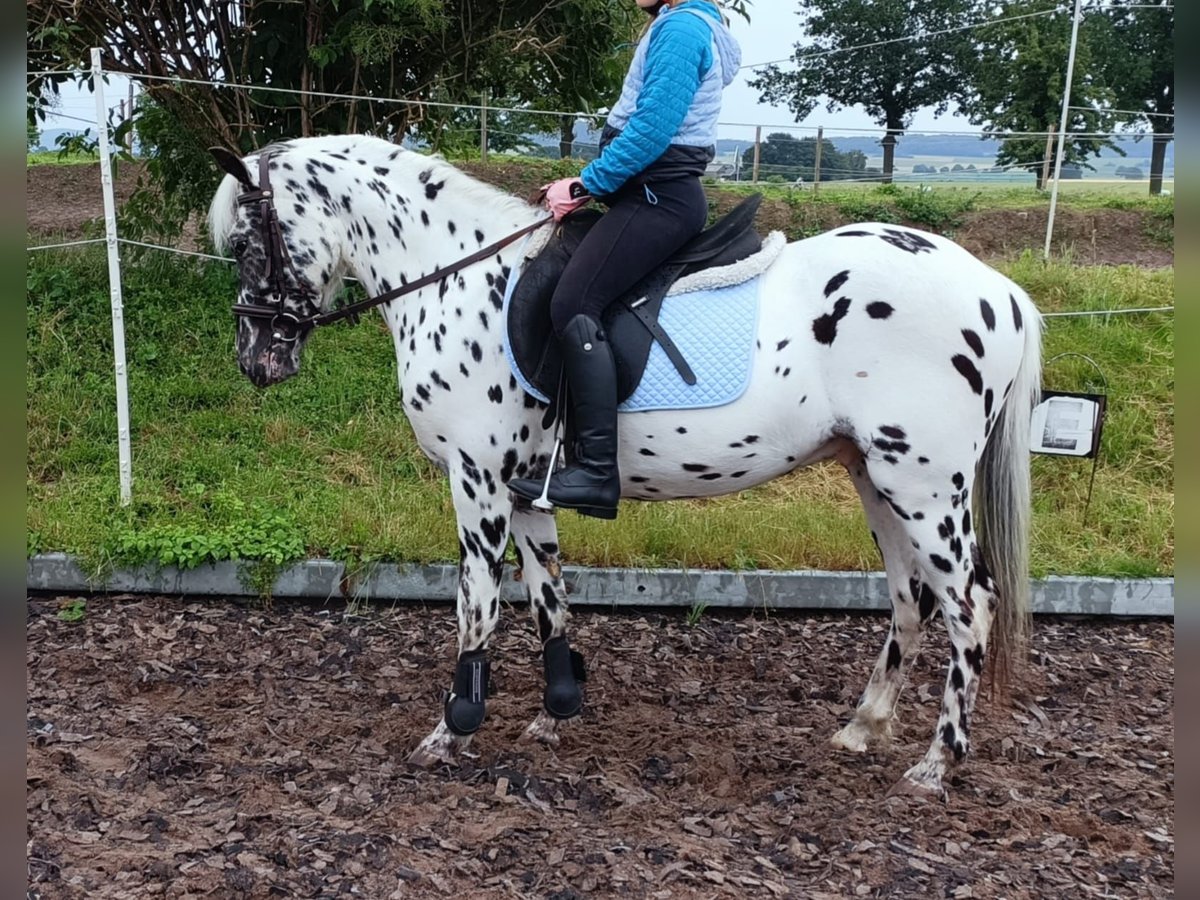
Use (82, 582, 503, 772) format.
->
(1044, 0, 1084, 260)
(91, 48, 133, 505)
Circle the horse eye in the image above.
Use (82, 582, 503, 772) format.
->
(233, 238, 249, 258)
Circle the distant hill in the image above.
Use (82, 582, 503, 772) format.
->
(724, 132, 1173, 165)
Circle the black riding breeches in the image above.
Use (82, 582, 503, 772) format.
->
(549, 175, 708, 335)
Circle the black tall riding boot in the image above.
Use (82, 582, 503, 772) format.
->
(509, 314, 621, 519)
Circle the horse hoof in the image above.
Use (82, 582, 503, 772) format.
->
(830, 726, 869, 753)
(890, 756, 949, 800)
(408, 744, 453, 768)
(887, 778, 946, 802)
(522, 711, 563, 746)
(408, 728, 462, 768)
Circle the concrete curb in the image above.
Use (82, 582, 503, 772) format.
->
(27, 553, 1173, 617)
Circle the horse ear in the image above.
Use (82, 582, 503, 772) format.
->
(209, 147, 254, 188)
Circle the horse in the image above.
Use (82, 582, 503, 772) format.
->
(208, 134, 1041, 797)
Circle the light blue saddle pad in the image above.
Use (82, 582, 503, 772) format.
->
(502, 266, 761, 413)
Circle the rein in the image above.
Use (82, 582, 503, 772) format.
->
(232, 149, 553, 341)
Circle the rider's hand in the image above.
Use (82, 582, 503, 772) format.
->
(542, 177, 591, 221)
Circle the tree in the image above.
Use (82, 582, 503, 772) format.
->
(739, 132, 866, 182)
(748, 0, 975, 183)
(955, 1, 1118, 189)
(1088, 0, 1173, 194)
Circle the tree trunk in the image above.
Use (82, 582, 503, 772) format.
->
(880, 131, 899, 185)
(559, 115, 574, 160)
(1149, 131, 1169, 196)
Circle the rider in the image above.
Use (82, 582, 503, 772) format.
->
(508, 0, 741, 520)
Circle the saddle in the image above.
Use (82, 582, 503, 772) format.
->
(507, 194, 763, 411)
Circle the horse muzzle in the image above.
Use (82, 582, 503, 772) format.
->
(239, 343, 300, 387)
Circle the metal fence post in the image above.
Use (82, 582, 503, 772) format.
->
(91, 48, 133, 505)
(813, 126, 823, 194)
(751, 125, 761, 184)
(1045, 0, 1084, 259)
(480, 91, 489, 162)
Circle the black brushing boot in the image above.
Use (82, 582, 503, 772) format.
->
(542, 635, 587, 719)
(509, 314, 621, 519)
(443, 649, 490, 736)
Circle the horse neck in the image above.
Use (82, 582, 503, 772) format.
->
(337, 159, 541, 305)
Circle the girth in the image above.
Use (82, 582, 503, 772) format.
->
(507, 194, 763, 407)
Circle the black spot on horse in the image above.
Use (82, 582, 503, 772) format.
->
(880, 425, 906, 440)
(886, 639, 902, 670)
(470, 341, 483, 362)
(676, 426, 687, 434)
(420, 210, 430, 227)
(873, 437, 910, 455)
(951, 354, 983, 395)
(823, 270, 850, 297)
(425, 180, 445, 200)
(540, 581, 560, 612)
(500, 449, 518, 482)
(941, 723, 965, 761)
(911, 578, 938, 622)
(836, 230, 873, 237)
(776, 338, 791, 351)
(698, 473, 722, 481)
(979, 298, 996, 331)
(952, 473, 965, 490)
(984, 388, 994, 417)
(488, 385, 503, 404)
(930, 554, 953, 573)
(682, 463, 709, 472)
(964, 644, 984, 675)
(813, 297, 852, 345)
(639, 448, 656, 456)
(479, 514, 507, 548)
(865, 301, 893, 320)
(1010, 294, 1023, 331)
(961, 329, 985, 358)
(880, 228, 936, 254)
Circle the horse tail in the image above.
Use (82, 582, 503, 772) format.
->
(976, 288, 1042, 694)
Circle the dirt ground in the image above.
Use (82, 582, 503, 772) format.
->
(28, 596, 1173, 899)
(26, 162, 1173, 269)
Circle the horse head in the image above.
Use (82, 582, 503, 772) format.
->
(208, 144, 344, 387)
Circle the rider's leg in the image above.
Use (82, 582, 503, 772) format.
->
(508, 176, 708, 517)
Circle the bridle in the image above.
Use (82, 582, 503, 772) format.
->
(231, 149, 553, 343)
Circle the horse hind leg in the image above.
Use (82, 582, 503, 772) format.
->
(510, 506, 586, 746)
(865, 469, 997, 798)
(831, 453, 938, 754)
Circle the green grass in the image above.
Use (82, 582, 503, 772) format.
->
(27, 242, 1173, 579)
(714, 178, 1174, 214)
(27, 150, 100, 166)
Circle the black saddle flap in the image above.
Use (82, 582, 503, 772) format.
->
(508, 195, 763, 406)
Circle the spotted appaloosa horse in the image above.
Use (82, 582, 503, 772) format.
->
(208, 134, 1041, 797)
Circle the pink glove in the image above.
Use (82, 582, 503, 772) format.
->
(543, 177, 591, 221)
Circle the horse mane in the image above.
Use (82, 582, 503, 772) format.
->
(207, 135, 533, 253)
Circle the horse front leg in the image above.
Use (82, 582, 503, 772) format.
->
(409, 473, 512, 767)
(510, 506, 586, 746)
